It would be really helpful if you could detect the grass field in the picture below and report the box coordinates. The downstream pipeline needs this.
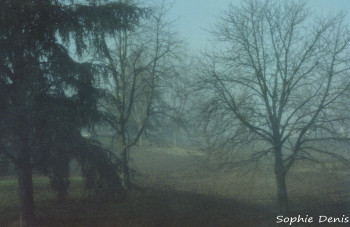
[1,145,350,226]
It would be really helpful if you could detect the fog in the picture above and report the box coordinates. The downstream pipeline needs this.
[1,0,350,226]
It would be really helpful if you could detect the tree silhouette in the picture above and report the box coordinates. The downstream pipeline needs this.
[197,0,350,214]
[0,0,145,225]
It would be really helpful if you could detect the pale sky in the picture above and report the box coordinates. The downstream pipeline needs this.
[167,0,350,52]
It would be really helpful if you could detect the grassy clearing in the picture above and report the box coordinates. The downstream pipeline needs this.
[1,145,350,226]
[0,176,85,225]
[0,175,276,226]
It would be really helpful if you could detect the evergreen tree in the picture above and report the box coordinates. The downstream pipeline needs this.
[0,1,145,226]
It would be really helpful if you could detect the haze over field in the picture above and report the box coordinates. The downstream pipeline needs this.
[1,0,350,226]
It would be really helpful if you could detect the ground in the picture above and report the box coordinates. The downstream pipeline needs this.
[0,144,349,226]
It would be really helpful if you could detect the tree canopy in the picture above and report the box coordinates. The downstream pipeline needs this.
[196,0,350,214]
[0,0,146,225]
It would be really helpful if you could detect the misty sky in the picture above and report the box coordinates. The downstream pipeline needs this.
[168,0,350,52]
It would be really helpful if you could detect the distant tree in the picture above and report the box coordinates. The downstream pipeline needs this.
[157,60,193,147]
[196,0,350,214]
[0,0,144,225]
[97,2,181,192]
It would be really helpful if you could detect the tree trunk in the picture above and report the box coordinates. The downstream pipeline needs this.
[275,172,288,215]
[17,148,35,227]
[274,148,289,215]
[121,147,130,193]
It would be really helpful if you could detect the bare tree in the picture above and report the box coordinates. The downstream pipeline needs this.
[196,0,350,214]
[97,2,180,192]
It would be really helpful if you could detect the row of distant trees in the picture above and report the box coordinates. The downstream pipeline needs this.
[1,0,350,225]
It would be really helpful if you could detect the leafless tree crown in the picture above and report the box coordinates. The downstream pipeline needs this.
[197,0,350,169]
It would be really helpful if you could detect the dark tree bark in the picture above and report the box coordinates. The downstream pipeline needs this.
[274,148,289,215]
[275,172,288,215]
[17,148,35,227]
[120,144,130,193]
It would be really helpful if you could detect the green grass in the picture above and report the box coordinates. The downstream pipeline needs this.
[1,147,350,226]
[0,174,277,226]
[0,176,85,225]
[0,175,260,226]
[0,176,84,207]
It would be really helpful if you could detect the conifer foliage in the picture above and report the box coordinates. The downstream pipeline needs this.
[0,1,145,226]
